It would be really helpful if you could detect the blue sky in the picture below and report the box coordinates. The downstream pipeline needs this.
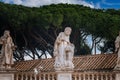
[1,0,120,9]
[86,0,120,9]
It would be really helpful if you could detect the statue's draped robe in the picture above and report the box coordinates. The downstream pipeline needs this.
[54,32,74,70]
[115,36,120,67]
[0,36,14,66]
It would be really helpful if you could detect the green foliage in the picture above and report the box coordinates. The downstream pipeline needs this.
[0,2,120,60]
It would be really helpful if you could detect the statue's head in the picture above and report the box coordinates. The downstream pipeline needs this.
[64,27,72,36]
[4,30,10,37]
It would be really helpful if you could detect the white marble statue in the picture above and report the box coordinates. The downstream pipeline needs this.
[115,31,120,68]
[0,30,15,68]
[115,31,120,54]
[53,27,74,70]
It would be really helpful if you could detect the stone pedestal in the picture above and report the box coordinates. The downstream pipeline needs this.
[0,74,14,80]
[116,73,120,80]
[0,68,15,80]
[56,71,72,80]
[113,69,120,80]
[57,73,72,80]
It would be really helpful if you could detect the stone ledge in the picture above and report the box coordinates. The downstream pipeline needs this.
[0,74,14,80]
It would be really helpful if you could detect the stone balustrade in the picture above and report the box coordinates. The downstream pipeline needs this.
[14,72,116,80]
[15,72,57,80]
[72,72,115,80]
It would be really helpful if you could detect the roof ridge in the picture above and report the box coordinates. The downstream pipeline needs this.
[74,53,116,58]
[15,53,117,63]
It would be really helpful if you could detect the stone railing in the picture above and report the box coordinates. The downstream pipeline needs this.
[72,72,115,80]
[14,71,116,80]
[14,72,57,80]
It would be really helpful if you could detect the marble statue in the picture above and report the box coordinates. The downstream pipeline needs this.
[53,27,74,70]
[115,31,120,54]
[115,31,120,68]
[0,30,15,68]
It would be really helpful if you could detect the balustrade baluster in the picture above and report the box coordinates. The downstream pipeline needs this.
[34,74,36,80]
[52,74,54,80]
[110,74,113,80]
[39,74,41,80]
[88,74,90,80]
[74,74,77,80]
[21,74,23,80]
[83,74,86,80]
[101,74,103,80]
[47,74,50,80]
[105,74,108,80]
[43,74,45,80]
[30,74,32,80]
[25,74,28,80]
[92,74,94,80]
[96,74,99,80]
[79,74,81,80]
[15,74,18,80]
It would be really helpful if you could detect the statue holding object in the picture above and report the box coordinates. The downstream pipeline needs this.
[53,27,74,70]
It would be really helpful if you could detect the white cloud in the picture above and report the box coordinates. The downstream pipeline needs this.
[2,0,11,3]
[13,0,22,5]
[2,0,96,8]
[76,0,94,8]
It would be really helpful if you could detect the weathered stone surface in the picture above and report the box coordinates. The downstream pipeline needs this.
[57,72,72,80]
[54,27,74,70]
[0,30,16,69]
[0,74,14,80]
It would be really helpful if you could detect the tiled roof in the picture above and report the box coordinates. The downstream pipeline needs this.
[14,59,40,72]
[14,53,117,72]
